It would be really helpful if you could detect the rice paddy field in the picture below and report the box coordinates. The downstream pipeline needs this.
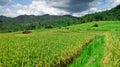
[0,21,120,67]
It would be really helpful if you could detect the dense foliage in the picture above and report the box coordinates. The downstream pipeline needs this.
[78,5,120,23]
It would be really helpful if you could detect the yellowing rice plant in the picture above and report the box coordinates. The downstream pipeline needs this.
[102,31,120,67]
[0,30,97,67]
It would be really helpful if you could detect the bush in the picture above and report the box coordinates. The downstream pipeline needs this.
[92,24,98,27]
[45,25,53,29]
[8,30,12,32]
[22,30,32,34]
[66,27,69,30]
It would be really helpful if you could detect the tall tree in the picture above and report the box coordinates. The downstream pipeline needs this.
[0,19,3,30]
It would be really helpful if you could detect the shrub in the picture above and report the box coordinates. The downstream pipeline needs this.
[66,27,69,30]
[22,30,32,34]
[8,30,12,32]
[92,24,98,27]
[45,25,53,29]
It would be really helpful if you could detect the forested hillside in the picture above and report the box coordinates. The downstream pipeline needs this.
[0,15,77,32]
[79,4,120,23]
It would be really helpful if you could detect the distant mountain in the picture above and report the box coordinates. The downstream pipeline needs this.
[0,14,78,32]
[0,14,76,23]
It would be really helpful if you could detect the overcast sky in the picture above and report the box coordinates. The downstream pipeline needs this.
[0,0,120,17]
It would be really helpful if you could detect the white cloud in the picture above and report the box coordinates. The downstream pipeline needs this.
[32,0,69,7]
[110,0,120,7]
[28,1,69,15]
[0,1,69,17]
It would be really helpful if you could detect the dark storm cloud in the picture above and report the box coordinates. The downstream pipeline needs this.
[0,0,11,6]
[34,0,98,13]
[54,0,97,13]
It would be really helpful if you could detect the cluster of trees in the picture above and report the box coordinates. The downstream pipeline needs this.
[0,4,120,33]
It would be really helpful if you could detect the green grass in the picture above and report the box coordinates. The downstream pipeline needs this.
[68,36,105,67]
[69,21,120,31]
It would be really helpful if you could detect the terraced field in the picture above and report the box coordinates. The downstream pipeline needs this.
[0,21,120,67]
[69,21,120,31]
